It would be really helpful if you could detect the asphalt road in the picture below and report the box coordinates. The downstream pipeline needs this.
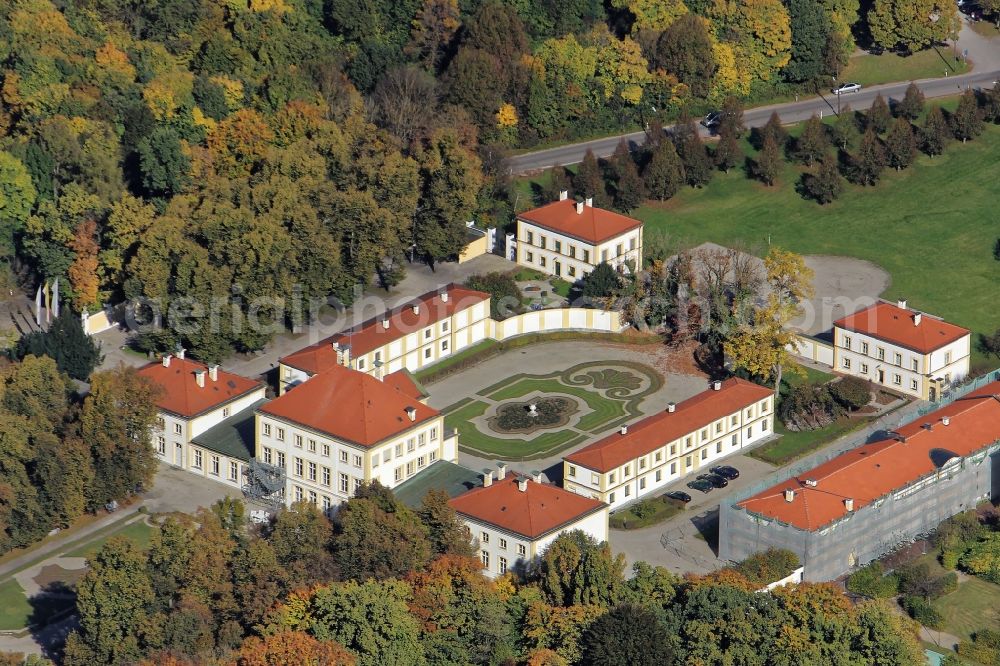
[509,68,1000,173]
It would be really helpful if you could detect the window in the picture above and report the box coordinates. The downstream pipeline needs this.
[624,465,631,477]
[601,249,608,262]
[294,434,303,448]
[746,427,752,438]
[654,451,662,462]
[568,465,576,478]
[731,434,738,446]
[294,486,303,502]
[893,373,902,386]
[406,461,415,476]
[481,550,490,568]
[294,457,303,477]
[441,321,448,332]
[716,442,722,453]
[424,328,432,340]
[843,336,852,349]
[357,358,366,371]
[309,439,317,453]
[526,231,533,244]
[308,462,317,481]
[193,449,203,469]
[731,415,738,426]
[499,557,508,575]
[157,437,165,455]
[525,251,533,263]
[354,478,362,492]
[894,352,902,365]
[861,341,869,354]
[157,417,165,430]
[861,363,869,374]
[340,450,349,463]
[670,444,676,456]
[339,473,349,493]
[582,249,590,263]
[700,429,707,442]
[760,400,769,413]
[322,443,330,457]
[912,359,919,371]
[842,357,851,369]
[609,492,616,503]
[481,531,490,544]
[395,466,403,482]
[655,470,662,482]
[685,436,692,448]
[263,447,272,464]
[569,246,576,259]
[539,236,546,250]
[762,420,768,432]
[230,462,239,481]
[322,467,331,486]
[417,456,426,469]
[353,454,362,468]
[624,485,631,497]
[441,339,449,352]
[715,422,722,433]
[174,423,183,435]
[210,455,220,476]
[629,237,636,251]
[429,450,437,462]
[407,438,415,453]
[277,452,285,469]
[685,455,692,468]
[700,449,707,460]
[670,462,677,474]
[568,266,576,277]
[424,348,432,359]
[222,407,230,418]
[616,243,623,256]
[374,351,381,363]
[911,379,919,390]
[395,443,403,457]
[554,240,562,253]
[639,458,646,470]
[276,427,285,441]
[945,351,952,364]
[322,496,332,511]
[499,537,507,550]
[877,347,885,360]
[308,490,317,505]
[539,256,546,268]
[518,544,527,556]
[591,473,599,484]
[382,450,390,463]
[609,472,616,484]
[639,477,646,490]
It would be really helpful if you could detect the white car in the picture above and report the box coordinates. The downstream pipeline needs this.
[832,82,862,95]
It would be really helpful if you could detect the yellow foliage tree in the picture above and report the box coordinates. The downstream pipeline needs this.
[708,0,792,84]
[496,102,518,127]
[68,218,100,309]
[612,0,689,32]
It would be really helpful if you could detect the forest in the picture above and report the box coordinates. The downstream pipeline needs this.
[0,0,971,363]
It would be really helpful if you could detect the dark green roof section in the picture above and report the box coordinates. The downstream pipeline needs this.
[190,399,267,462]
[397,367,429,399]
[393,460,483,509]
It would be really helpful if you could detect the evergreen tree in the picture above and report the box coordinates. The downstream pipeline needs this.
[884,118,917,170]
[951,89,984,143]
[581,604,672,666]
[580,262,621,299]
[849,128,887,186]
[642,141,685,200]
[753,134,782,186]
[13,308,103,381]
[982,81,1000,123]
[713,123,742,173]
[803,156,844,204]
[418,489,476,557]
[921,106,950,156]
[895,82,925,120]
[654,14,716,98]
[720,96,746,137]
[783,0,833,83]
[610,140,645,212]
[677,132,713,188]
[866,93,892,133]
[793,114,830,165]
[575,149,608,208]
[830,105,859,150]
[543,164,573,203]
[757,112,788,150]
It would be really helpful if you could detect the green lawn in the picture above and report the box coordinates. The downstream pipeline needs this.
[0,579,32,631]
[550,278,573,298]
[65,519,157,559]
[610,496,684,530]
[751,417,868,466]
[934,575,1000,641]
[839,48,968,87]
[414,339,499,383]
[782,363,836,391]
[487,377,630,432]
[444,398,588,459]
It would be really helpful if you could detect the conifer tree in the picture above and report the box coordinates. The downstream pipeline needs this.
[866,93,891,133]
[678,132,713,188]
[575,149,609,207]
[642,141,685,200]
[830,104,859,150]
[921,106,949,156]
[951,89,984,143]
[804,156,844,204]
[849,128,887,186]
[793,114,830,166]
[759,112,788,150]
[753,134,782,186]
[895,82,925,120]
[713,123,742,173]
[610,140,645,212]
[884,117,917,170]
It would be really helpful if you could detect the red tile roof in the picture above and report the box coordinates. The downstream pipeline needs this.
[517,199,642,245]
[281,284,490,375]
[449,475,606,539]
[258,364,438,446]
[738,382,1000,531]
[835,302,969,354]
[137,357,263,418]
[564,379,774,472]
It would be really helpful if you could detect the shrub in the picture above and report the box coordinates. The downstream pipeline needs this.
[958,629,1000,665]
[631,500,656,520]
[779,383,843,431]
[732,548,800,587]
[902,594,943,629]
[846,561,899,599]
[941,548,962,570]
[465,272,522,320]
[829,376,872,410]
[959,533,1000,583]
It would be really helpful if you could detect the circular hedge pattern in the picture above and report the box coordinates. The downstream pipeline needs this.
[488,397,577,434]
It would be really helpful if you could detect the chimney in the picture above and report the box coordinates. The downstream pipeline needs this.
[585,197,593,207]
[518,478,528,492]
[844,498,855,512]
[532,470,543,483]
[382,318,390,329]
[405,406,417,422]
[804,478,818,487]
[195,369,206,388]
[496,462,507,481]
[208,365,219,382]
[176,347,185,360]
[439,289,449,303]
[620,425,628,435]
[332,341,340,350]
[483,470,494,487]
[784,488,795,503]
[667,402,676,413]
[559,190,568,201]
[897,298,907,310]
[942,416,950,426]
[575,201,584,215]
[162,354,172,368]
[412,304,420,315]
[712,380,722,391]
[913,312,922,326]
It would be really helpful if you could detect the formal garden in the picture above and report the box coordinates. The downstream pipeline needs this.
[444,361,663,460]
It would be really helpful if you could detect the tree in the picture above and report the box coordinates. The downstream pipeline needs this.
[830,376,872,410]
[784,0,833,83]
[333,491,432,581]
[758,112,788,150]
[68,219,100,309]
[613,0,688,33]
[793,115,830,166]
[753,134,782,186]
[268,501,336,585]
[803,157,844,204]
[81,365,161,509]
[849,128,887,186]
[982,81,1000,123]
[580,263,621,299]
[465,272,521,319]
[574,149,607,208]
[713,124,742,173]
[609,141,644,212]
[13,309,102,381]
[0,152,37,259]
[444,47,502,127]
[642,140,685,200]
[653,14,715,98]
[137,127,190,198]
[868,0,959,53]
[921,106,950,156]
[537,531,625,608]
[371,66,439,145]
[866,93,892,134]
[63,539,154,666]
[231,631,356,666]
[951,89,984,143]
[830,104,859,149]
[884,117,917,170]
[677,131,713,188]
[581,604,671,666]
[405,0,461,73]
[895,82,925,120]
[418,489,475,557]
[719,97,746,137]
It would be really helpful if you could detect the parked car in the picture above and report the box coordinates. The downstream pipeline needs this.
[687,478,714,493]
[665,490,692,504]
[701,110,724,128]
[832,82,861,95]
[698,473,729,488]
[710,465,740,480]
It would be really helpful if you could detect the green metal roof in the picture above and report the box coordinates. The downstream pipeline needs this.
[190,399,267,462]
[393,460,483,509]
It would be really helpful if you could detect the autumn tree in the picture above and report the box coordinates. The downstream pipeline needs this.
[803,156,844,204]
[537,531,625,608]
[231,631,356,666]
[418,489,475,557]
[68,219,100,309]
[830,104,859,149]
[642,140,685,200]
[267,501,336,585]
[982,81,1000,123]
[0,152,37,259]
[921,106,950,156]
[574,149,608,207]
[757,112,788,150]
[895,82,925,120]
[676,126,713,188]
[713,123,742,173]
[752,134,782,186]
[866,93,892,134]
[849,128,887,186]
[405,0,461,73]
[654,14,715,98]
[951,89,984,143]
[609,141,644,212]
[885,118,917,170]
[868,0,959,53]
[793,115,830,166]
[720,97,746,137]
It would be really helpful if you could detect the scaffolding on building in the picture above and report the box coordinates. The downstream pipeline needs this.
[244,458,286,508]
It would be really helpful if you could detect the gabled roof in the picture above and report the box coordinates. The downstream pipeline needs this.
[190,399,267,461]
[738,382,1000,531]
[449,474,606,540]
[281,284,490,375]
[564,379,774,472]
[258,364,438,447]
[517,199,642,245]
[835,301,969,354]
[137,357,264,418]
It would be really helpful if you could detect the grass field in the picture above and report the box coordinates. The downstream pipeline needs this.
[752,417,869,465]
[0,580,32,631]
[610,496,684,530]
[934,575,1000,640]
[487,377,630,431]
[839,48,968,87]
[65,519,157,559]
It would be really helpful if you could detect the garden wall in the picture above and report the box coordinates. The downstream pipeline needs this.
[491,308,624,340]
